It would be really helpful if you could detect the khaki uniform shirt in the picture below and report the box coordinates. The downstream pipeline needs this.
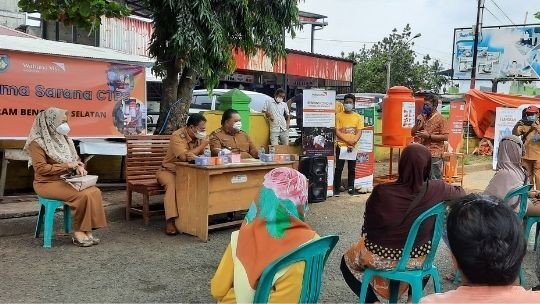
[513,121,540,160]
[209,127,258,159]
[161,127,204,171]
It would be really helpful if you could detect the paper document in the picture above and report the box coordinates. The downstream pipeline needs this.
[339,146,358,160]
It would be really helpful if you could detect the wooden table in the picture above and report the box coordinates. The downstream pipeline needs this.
[175,160,295,241]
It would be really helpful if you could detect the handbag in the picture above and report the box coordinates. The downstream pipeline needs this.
[61,173,98,191]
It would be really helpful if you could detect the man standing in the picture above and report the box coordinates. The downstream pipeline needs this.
[156,113,209,235]
[262,88,290,146]
[209,109,259,158]
[513,105,540,189]
[334,94,364,196]
[411,94,449,180]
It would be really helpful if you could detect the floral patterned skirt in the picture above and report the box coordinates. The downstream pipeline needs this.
[344,237,426,300]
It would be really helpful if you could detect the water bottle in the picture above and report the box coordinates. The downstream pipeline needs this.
[269,145,275,155]
[204,147,211,157]
[259,146,266,159]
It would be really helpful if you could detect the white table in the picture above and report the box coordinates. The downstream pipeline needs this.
[78,139,127,156]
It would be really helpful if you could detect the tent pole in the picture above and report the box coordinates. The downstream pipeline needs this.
[466,99,472,154]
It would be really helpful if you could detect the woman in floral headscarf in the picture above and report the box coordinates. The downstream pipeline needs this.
[24,108,107,247]
[211,167,317,303]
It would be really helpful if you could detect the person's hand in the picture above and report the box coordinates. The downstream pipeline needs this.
[347,146,353,153]
[286,123,290,129]
[416,114,426,124]
[516,120,524,126]
[75,165,87,176]
[267,113,274,121]
[529,190,539,199]
[67,161,79,169]
[200,138,210,147]
[415,130,430,139]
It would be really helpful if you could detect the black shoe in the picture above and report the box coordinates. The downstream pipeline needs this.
[348,188,355,195]
[533,285,540,291]
[334,191,341,197]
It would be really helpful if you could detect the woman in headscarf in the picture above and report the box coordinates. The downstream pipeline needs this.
[24,108,107,247]
[211,167,317,303]
[341,143,465,303]
[484,135,540,216]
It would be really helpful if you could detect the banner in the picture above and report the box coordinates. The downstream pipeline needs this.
[453,24,540,80]
[493,107,521,170]
[445,101,466,177]
[0,50,146,138]
[354,102,376,191]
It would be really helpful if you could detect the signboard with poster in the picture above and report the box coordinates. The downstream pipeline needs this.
[354,102,376,191]
[0,50,146,138]
[402,101,416,128]
[493,107,522,170]
[445,101,466,178]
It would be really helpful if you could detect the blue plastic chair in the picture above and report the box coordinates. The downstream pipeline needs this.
[34,196,72,248]
[454,185,532,286]
[524,216,540,251]
[359,203,446,304]
[253,235,339,303]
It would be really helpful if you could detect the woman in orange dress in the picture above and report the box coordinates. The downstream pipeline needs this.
[24,108,107,247]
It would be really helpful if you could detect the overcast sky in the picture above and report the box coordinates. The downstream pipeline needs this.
[285,0,540,68]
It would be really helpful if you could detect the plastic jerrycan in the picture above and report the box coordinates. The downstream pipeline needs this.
[381,86,415,146]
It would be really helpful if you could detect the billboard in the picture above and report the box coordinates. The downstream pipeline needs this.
[0,50,146,138]
[452,24,540,80]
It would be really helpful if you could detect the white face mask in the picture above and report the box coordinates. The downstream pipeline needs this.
[276,97,284,103]
[233,121,242,131]
[195,131,206,140]
[56,123,70,135]
[344,103,354,112]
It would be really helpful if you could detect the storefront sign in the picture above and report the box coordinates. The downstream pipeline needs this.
[0,50,146,138]
[221,73,254,83]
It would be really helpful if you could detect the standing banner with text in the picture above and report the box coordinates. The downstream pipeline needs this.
[493,107,522,170]
[354,102,375,190]
[301,89,336,196]
[445,101,466,178]
[0,50,146,138]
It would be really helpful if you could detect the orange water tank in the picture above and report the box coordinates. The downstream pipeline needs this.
[382,86,415,146]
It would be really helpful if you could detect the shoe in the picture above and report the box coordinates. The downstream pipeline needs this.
[339,186,346,192]
[72,237,93,247]
[348,188,355,195]
[164,220,178,236]
[334,191,341,197]
[87,235,100,245]
[533,285,540,291]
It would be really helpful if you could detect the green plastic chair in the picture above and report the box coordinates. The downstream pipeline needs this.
[34,196,72,248]
[524,216,540,251]
[253,235,339,303]
[359,203,446,304]
[454,184,531,286]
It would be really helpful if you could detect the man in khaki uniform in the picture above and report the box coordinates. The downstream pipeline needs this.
[513,105,540,189]
[209,109,259,159]
[156,113,209,235]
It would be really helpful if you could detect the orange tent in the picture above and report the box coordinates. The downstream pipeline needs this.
[465,89,540,138]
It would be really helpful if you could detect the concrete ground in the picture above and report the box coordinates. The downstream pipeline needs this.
[1,167,539,303]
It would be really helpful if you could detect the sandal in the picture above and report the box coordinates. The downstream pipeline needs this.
[72,237,93,247]
[87,235,100,245]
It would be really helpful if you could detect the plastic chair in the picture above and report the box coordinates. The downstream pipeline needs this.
[34,196,72,248]
[359,203,446,304]
[253,235,339,303]
[524,216,540,251]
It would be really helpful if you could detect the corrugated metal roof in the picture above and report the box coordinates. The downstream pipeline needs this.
[0,25,40,39]
[0,34,154,65]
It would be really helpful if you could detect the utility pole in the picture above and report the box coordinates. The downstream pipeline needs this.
[470,0,485,90]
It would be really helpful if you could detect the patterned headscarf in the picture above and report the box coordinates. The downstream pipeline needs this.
[23,108,79,167]
[236,167,316,289]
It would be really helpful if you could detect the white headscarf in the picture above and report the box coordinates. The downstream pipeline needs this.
[23,108,79,167]
[484,135,528,212]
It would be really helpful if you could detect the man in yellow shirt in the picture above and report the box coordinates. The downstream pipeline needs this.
[334,93,364,196]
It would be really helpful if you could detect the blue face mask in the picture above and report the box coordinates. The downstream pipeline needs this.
[526,115,537,122]
[422,104,433,116]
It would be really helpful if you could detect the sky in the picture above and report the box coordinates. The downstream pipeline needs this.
[285,0,540,68]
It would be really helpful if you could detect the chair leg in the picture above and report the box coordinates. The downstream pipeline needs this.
[63,204,72,233]
[534,223,539,251]
[142,194,149,226]
[126,188,132,221]
[43,204,56,248]
[453,270,461,285]
[524,219,534,250]
[358,270,373,304]
[34,204,45,238]
[519,267,525,287]
[431,272,442,293]
[410,279,423,304]
[388,280,400,304]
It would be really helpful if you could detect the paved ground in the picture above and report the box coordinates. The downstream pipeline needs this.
[1,167,539,303]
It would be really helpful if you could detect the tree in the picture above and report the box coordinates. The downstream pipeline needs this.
[345,25,447,93]
[19,0,300,133]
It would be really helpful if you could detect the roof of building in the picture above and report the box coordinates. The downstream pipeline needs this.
[299,11,327,19]
[0,34,154,65]
[0,25,39,39]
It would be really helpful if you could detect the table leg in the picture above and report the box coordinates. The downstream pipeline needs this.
[120,156,126,180]
[389,148,393,176]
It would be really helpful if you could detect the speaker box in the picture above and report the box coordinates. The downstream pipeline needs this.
[299,156,328,203]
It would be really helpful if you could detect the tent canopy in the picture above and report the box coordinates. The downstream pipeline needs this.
[466,89,540,138]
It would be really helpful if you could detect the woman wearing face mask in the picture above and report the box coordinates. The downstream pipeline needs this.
[23,108,107,247]
[156,113,210,235]
[209,109,259,159]
[513,105,540,190]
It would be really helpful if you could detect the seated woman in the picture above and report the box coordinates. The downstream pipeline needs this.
[484,135,540,216]
[23,108,107,247]
[341,143,465,303]
[421,194,540,303]
[211,167,317,303]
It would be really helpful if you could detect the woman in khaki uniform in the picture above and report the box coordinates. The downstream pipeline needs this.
[24,108,107,247]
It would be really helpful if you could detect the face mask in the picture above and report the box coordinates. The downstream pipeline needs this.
[233,121,242,131]
[344,103,354,112]
[276,97,283,103]
[526,115,538,122]
[422,104,433,116]
[194,130,206,139]
[56,123,70,135]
